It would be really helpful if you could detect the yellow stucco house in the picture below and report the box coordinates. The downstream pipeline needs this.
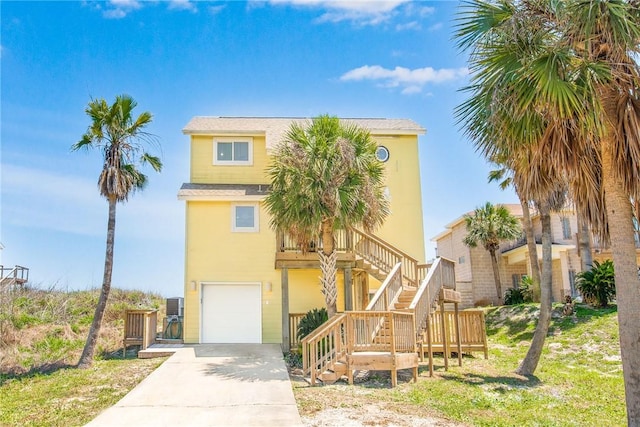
[178,117,428,348]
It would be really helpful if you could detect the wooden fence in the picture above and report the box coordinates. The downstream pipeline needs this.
[123,310,158,356]
[426,310,488,358]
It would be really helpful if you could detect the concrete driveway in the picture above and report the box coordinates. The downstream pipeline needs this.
[86,344,303,427]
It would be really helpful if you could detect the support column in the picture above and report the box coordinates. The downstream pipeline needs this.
[281,268,290,353]
[559,250,571,302]
[344,267,353,311]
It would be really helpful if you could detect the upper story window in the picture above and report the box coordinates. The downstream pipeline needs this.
[214,137,253,165]
[232,204,259,232]
[561,217,572,240]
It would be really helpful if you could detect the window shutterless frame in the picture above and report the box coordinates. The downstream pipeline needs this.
[232,204,259,232]
[213,137,253,165]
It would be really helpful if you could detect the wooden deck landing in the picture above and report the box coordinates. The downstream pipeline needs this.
[347,351,418,387]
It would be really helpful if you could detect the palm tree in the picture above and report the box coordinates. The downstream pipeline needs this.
[463,202,522,303]
[265,115,389,317]
[455,1,640,422]
[72,95,162,368]
[488,158,542,301]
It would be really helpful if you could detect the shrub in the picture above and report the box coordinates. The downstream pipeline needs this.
[504,276,534,305]
[296,307,328,341]
[576,260,616,308]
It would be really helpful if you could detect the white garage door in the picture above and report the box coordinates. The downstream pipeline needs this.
[201,283,262,343]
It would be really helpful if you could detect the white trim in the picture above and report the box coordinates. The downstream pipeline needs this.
[213,137,253,165]
[178,193,266,202]
[232,203,259,232]
[199,281,262,344]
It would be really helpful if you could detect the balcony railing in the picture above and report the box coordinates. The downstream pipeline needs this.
[276,229,353,253]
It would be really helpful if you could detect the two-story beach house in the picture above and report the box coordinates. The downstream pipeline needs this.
[178,117,431,348]
[433,204,640,308]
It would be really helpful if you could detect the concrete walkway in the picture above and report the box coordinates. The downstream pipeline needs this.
[86,344,303,427]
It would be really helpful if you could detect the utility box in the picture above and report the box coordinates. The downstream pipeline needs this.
[166,297,184,318]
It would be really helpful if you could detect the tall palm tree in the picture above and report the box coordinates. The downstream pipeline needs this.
[265,115,389,317]
[455,1,640,422]
[463,202,522,303]
[72,95,162,368]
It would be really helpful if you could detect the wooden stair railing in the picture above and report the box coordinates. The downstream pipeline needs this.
[301,313,348,385]
[365,262,403,311]
[408,256,458,375]
[345,311,418,387]
[351,228,422,287]
[0,265,29,287]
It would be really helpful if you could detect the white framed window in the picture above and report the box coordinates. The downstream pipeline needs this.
[232,204,259,232]
[213,137,253,165]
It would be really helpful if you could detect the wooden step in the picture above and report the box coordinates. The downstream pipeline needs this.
[320,361,347,384]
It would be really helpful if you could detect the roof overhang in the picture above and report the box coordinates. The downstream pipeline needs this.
[177,183,269,201]
[501,243,575,265]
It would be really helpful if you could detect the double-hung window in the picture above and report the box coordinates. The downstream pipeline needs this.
[232,204,259,232]
[214,137,253,165]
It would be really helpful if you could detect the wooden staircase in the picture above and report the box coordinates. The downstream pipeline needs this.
[0,265,29,287]
[301,229,465,387]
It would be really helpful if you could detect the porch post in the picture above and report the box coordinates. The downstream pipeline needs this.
[281,267,290,353]
[344,267,353,311]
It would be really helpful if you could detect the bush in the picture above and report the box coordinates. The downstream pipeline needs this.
[576,260,616,308]
[504,276,534,305]
[296,307,328,341]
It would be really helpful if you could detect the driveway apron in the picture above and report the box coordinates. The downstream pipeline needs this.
[86,344,303,427]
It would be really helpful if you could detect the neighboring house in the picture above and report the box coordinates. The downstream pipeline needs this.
[433,204,640,308]
[179,117,427,347]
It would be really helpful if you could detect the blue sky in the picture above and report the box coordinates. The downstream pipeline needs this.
[1,0,518,297]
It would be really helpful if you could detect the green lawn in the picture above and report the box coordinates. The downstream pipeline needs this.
[0,357,165,427]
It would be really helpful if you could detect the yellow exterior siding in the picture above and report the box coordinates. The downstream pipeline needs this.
[288,269,345,313]
[373,135,425,261]
[190,135,270,184]
[183,200,281,343]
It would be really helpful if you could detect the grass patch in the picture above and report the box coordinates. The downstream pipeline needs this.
[0,357,165,426]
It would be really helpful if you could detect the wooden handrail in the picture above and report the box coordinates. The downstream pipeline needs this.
[277,229,352,252]
[365,262,403,311]
[301,313,348,385]
[409,257,456,336]
[351,228,423,287]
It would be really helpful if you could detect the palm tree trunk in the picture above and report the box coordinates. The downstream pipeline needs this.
[320,220,337,317]
[577,214,593,273]
[488,248,502,304]
[516,200,553,376]
[78,197,116,368]
[520,195,541,302]
[601,134,640,425]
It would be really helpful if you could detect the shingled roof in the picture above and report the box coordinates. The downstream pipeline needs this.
[182,117,425,149]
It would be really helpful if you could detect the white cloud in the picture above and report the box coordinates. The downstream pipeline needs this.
[340,64,469,94]
[208,4,227,15]
[1,164,181,241]
[428,22,443,32]
[102,0,142,19]
[168,0,198,12]
[396,21,420,31]
[269,0,409,26]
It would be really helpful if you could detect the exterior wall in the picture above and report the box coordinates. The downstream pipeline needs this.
[288,269,345,314]
[469,246,500,305]
[373,135,425,261]
[435,222,472,283]
[190,135,270,185]
[183,201,280,343]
